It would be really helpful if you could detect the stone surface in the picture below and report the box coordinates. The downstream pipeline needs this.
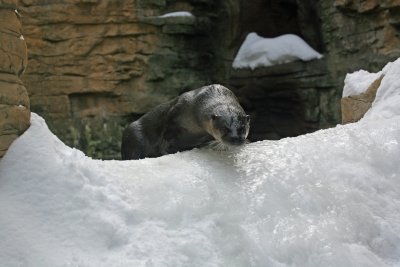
[320,0,400,124]
[228,60,334,140]
[320,0,400,79]
[341,75,383,124]
[15,0,400,159]
[18,0,215,159]
[0,2,30,159]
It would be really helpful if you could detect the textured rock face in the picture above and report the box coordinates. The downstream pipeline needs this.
[321,0,400,82]
[19,0,215,159]
[318,0,400,127]
[229,60,334,141]
[221,0,335,140]
[16,0,400,158]
[18,0,329,157]
[0,1,30,158]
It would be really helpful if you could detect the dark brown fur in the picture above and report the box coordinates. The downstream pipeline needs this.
[121,84,250,160]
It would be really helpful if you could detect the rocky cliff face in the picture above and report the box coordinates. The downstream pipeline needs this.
[318,0,400,125]
[321,0,400,82]
[0,0,30,159]
[16,0,400,159]
[219,0,335,140]
[19,0,217,159]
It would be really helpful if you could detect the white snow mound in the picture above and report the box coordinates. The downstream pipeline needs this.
[232,33,323,70]
[1,59,400,267]
[342,70,382,97]
[159,11,194,18]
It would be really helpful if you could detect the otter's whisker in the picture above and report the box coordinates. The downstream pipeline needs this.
[216,142,229,151]
[205,140,229,151]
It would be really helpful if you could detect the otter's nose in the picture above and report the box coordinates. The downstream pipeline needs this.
[229,136,245,145]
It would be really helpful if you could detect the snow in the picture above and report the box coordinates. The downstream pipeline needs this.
[232,33,323,70]
[1,59,400,267]
[158,11,194,18]
[342,70,381,97]
[364,60,400,120]
[342,59,400,120]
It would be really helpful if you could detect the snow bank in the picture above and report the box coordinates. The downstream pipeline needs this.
[232,33,323,70]
[158,11,194,18]
[365,60,400,120]
[1,60,400,267]
[342,70,382,97]
[342,58,400,121]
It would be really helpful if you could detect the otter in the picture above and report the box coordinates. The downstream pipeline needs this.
[121,84,250,160]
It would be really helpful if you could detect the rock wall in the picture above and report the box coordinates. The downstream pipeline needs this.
[225,0,400,139]
[218,0,337,140]
[19,0,215,159]
[320,0,400,87]
[16,0,400,159]
[0,0,30,159]
[314,0,400,128]
[228,60,335,141]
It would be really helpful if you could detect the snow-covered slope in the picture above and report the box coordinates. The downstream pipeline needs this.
[232,33,323,70]
[1,59,400,267]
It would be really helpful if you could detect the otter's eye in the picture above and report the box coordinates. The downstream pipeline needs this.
[241,115,250,124]
[211,114,220,120]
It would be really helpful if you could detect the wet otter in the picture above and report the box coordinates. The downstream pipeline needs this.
[121,84,250,160]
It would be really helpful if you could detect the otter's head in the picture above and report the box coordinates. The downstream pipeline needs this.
[208,112,250,146]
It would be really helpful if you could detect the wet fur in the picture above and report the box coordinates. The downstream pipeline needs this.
[121,84,250,160]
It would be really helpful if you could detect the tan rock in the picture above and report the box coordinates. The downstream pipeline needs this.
[0,7,30,159]
[382,0,400,8]
[0,0,17,8]
[0,80,30,107]
[25,75,119,96]
[0,9,21,35]
[0,104,30,135]
[378,25,400,55]
[0,134,19,158]
[29,95,70,117]
[334,0,379,12]
[0,10,27,77]
[358,0,379,12]
[341,75,383,124]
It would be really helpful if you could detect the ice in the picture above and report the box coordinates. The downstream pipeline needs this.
[1,59,400,266]
[232,33,323,70]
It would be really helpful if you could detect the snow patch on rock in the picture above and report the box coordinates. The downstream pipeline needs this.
[232,33,323,70]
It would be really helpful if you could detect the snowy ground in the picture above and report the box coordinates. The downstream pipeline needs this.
[1,59,400,267]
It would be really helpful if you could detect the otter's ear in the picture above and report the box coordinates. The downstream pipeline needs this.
[245,115,251,123]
